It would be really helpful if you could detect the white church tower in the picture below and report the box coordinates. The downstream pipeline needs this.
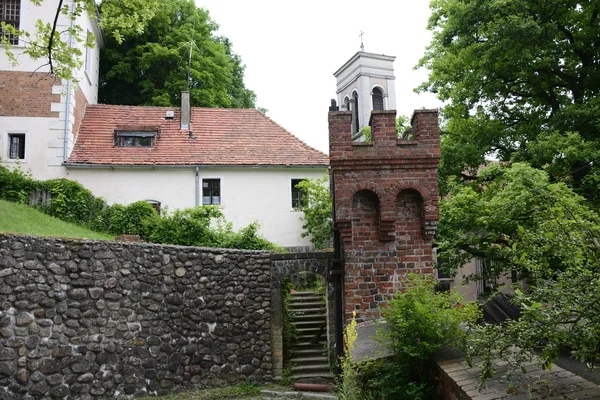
[333,51,397,137]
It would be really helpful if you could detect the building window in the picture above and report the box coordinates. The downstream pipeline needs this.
[436,248,452,280]
[372,87,384,110]
[202,179,221,205]
[114,131,156,147]
[84,29,93,76]
[8,133,25,159]
[291,179,306,209]
[146,200,161,215]
[0,0,20,45]
[351,92,359,134]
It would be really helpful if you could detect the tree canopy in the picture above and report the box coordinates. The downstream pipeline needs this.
[98,0,256,108]
[419,0,600,203]
[420,0,600,379]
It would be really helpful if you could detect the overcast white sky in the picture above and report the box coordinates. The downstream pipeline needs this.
[196,1,442,154]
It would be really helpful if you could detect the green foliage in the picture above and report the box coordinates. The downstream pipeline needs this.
[0,163,36,203]
[1,0,160,80]
[419,0,600,202]
[360,116,412,143]
[336,311,361,400]
[384,275,480,364]
[437,162,600,279]
[0,165,105,227]
[280,278,297,364]
[467,265,600,385]
[0,199,114,241]
[337,276,480,399]
[98,0,256,108]
[295,175,332,249]
[143,207,278,250]
[42,179,106,226]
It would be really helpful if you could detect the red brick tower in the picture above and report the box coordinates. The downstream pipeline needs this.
[329,109,441,321]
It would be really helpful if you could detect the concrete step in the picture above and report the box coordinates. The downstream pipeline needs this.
[261,388,337,399]
[293,341,327,349]
[292,363,332,374]
[290,356,329,365]
[296,327,325,337]
[290,291,318,297]
[290,296,322,304]
[291,314,327,322]
[295,334,327,343]
[289,302,324,309]
[291,371,335,384]
[291,348,327,357]
[292,320,326,329]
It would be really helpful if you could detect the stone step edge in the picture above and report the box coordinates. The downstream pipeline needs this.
[261,389,337,399]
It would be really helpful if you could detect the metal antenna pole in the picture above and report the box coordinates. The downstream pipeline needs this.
[187,19,196,89]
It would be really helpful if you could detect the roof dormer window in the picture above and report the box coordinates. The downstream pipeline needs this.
[114,131,157,147]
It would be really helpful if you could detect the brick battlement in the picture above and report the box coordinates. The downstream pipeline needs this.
[329,109,441,321]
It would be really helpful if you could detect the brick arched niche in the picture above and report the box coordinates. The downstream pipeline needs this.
[351,189,381,245]
[269,255,333,379]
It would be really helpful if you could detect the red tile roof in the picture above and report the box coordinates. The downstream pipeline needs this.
[67,105,329,167]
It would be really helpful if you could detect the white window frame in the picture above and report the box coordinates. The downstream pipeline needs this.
[201,177,222,206]
[290,178,307,211]
[4,130,27,162]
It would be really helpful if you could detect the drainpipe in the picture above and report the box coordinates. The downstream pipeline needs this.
[195,166,200,206]
[330,168,344,376]
[62,2,76,162]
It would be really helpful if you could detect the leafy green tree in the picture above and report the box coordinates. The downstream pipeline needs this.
[1,0,160,80]
[437,162,600,380]
[418,0,600,203]
[98,0,256,108]
[295,175,332,249]
[438,162,600,279]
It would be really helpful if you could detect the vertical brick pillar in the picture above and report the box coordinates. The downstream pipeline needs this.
[329,109,440,322]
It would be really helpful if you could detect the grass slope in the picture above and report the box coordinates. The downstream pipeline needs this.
[0,199,114,241]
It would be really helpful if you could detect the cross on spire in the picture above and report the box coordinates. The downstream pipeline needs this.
[359,30,365,52]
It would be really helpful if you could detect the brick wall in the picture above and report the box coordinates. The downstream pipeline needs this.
[71,85,88,140]
[0,71,60,117]
[329,109,441,321]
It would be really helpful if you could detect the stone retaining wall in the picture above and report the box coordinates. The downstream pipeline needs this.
[0,234,272,399]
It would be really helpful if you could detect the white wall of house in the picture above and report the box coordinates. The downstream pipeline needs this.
[0,116,67,179]
[65,166,328,247]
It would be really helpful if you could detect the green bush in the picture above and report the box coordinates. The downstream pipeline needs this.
[42,178,106,226]
[0,164,37,204]
[352,274,481,399]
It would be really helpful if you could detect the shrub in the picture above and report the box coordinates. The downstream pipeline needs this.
[0,164,37,204]
[350,274,480,399]
[42,178,106,226]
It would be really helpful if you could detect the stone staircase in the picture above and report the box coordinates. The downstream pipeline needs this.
[288,291,334,384]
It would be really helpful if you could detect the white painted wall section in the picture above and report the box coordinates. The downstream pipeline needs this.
[66,167,328,247]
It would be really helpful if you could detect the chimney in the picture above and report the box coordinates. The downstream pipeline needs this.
[181,91,190,130]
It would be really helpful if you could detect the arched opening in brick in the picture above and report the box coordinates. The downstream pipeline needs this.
[351,189,381,245]
[396,189,425,242]
[396,189,432,273]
